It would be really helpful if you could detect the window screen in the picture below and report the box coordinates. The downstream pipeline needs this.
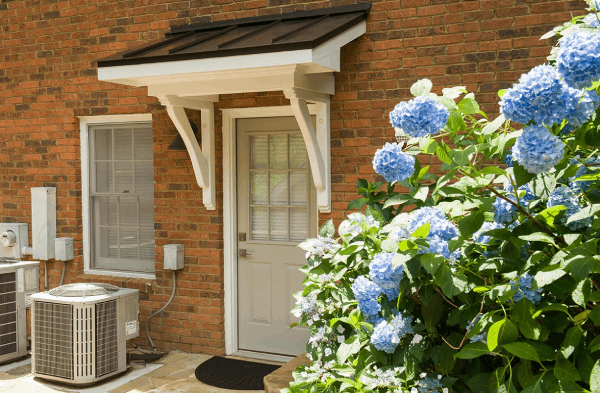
[90,123,155,273]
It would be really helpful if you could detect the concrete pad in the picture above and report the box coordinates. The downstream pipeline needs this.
[263,353,310,393]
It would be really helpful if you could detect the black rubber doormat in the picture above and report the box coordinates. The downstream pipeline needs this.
[195,356,281,390]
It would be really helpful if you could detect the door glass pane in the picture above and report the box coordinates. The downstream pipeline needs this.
[95,162,113,193]
[251,207,268,241]
[251,172,268,204]
[114,129,133,160]
[290,134,307,169]
[269,172,288,205]
[290,208,308,242]
[289,172,307,206]
[250,136,268,169]
[270,208,288,241]
[114,161,133,193]
[269,135,287,169]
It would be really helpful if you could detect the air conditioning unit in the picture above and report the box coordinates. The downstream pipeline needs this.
[31,283,139,385]
[0,260,40,364]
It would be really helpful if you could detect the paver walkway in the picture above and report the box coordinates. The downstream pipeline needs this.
[0,351,281,393]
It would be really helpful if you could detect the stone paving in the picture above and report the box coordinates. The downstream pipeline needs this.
[0,351,282,393]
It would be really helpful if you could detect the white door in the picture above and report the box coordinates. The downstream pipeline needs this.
[236,116,316,356]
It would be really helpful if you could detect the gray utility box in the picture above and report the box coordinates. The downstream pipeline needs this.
[31,283,139,386]
[0,260,40,365]
[0,223,29,260]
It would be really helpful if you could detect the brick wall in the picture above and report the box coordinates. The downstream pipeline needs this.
[0,0,588,355]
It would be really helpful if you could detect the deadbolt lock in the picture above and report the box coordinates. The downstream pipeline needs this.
[238,233,246,241]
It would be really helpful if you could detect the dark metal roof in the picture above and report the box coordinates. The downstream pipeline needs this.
[97,3,370,68]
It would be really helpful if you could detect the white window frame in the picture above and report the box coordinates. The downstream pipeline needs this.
[79,114,156,280]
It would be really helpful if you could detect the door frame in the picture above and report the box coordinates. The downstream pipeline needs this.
[222,105,319,360]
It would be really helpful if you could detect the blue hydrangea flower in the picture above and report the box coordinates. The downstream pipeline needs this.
[390,312,414,338]
[415,374,445,393]
[493,183,535,224]
[510,273,543,305]
[408,207,459,241]
[296,294,319,319]
[512,124,565,174]
[389,96,449,138]
[583,13,600,27]
[590,0,600,10]
[562,90,600,133]
[466,315,487,343]
[388,226,409,242]
[351,276,381,317]
[474,221,503,244]
[369,253,404,300]
[547,186,591,230]
[372,142,416,183]
[556,30,600,89]
[571,156,600,194]
[371,320,400,354]
[424,236,461,261]
[505,153,513,168]
[499,65,582,126]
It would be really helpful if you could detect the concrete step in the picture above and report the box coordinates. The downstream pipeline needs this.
[263,353,311,393]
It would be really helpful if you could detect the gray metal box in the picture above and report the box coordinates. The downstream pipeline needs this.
[164,244,184,270]
[0,223,29,259]
[54,237,74,261]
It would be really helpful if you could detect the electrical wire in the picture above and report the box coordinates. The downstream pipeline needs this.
[59,261,66,287]
[146,270,177,353]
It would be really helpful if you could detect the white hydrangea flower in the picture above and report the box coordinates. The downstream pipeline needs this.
[412,334,423,344]
[337,325,345,334]
[324,348,332,356]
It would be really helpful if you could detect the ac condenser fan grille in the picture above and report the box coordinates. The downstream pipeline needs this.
[34,302,73,379]
[0,272,17,357]
[49,283,120,298]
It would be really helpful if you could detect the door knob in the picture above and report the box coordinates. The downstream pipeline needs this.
[238,249,252,257]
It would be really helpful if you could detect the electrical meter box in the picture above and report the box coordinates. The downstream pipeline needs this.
[0,223,29,259]
[164,244,184,270]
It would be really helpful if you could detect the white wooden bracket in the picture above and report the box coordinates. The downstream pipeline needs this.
[157,95,216,210]
[284,87,331,213]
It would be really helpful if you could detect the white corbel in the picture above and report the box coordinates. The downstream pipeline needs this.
[284,87,331,213]
[158,94,216,210]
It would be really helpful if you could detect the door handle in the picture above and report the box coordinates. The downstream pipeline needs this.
[238,249,252,257]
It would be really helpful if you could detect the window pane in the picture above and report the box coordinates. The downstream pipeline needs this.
[95,162,113,193]
[139,229,155,260]
[290,208,308,242]
[290,171,307,206]
[114,161,133,193]
[250,135,268,169]
[251,172,268,205]
[290,134,307,169]
[269,135,287,169]
[134,128,153,160]
[251,207,268,241]
[95,196,117,227]
[135,161,153,194]
[119,229,139,259]
[114,128,132,160]
[95,129,112,161]
[139,197,154,228]
[99,227,118,258]
[118,197,138,227]
[270,208,288,241]
[269,172,288,205]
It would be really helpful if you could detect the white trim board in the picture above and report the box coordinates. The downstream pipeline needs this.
[78,114,156,280]
[222,106,318,356]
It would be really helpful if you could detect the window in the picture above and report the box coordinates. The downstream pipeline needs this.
[81,116,155,276]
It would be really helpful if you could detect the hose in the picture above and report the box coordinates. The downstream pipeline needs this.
[146,270,177,353]
[59,261,66,287]
[44,261,48,291]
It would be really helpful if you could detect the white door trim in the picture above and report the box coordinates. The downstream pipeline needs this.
[222,105,318,356]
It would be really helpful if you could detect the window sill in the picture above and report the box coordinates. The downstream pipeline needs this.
[83,269,156,280]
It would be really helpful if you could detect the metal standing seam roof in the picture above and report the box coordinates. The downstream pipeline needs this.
[96,3,371,68]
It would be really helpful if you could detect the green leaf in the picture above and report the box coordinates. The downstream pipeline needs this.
[414,186,429,201]
[383,193,412,208]
[566,205,600,226]
[458,95,480,115]
[560,327,583,360]
[482,114,506,135]
[535,205,567,228]
[516,361,534,390]
[420,253,444,275]
[467,373,491,393]
[411,78,433,97]
[455,342,490,359]
[554,359,581,382]
[572,279,592,307]
[422,293,443,330]
[590,360,600,392]
[530,172,556,199]
[365,205,384,224]
[534,267,566,288]
[518,232,556,245]
[487,319,519,351]
[381,238,399,253]
[412,222,431,238]
[336,335,362,364]
[502,342,540,363]
[513,161,536,188]
[589,304,600,326]
[347,198,368,211]
[319,219,335,238]
[458,209,485,239]
[436,143,452,165]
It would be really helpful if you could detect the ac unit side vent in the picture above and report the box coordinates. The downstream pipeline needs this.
[75,306,94,379]
[96,300,118,377]
[0,272,17,357]
[33,302,74,380]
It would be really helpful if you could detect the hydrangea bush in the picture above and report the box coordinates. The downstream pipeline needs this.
[284,8,600,393]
